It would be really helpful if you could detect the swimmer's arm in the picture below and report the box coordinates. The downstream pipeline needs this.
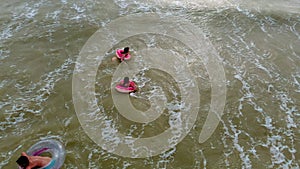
[120,55,125,61]
[117,81,124,86]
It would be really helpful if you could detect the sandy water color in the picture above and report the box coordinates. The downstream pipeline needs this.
[0,0,299,169]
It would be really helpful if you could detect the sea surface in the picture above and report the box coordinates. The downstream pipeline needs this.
[0,0,299,168]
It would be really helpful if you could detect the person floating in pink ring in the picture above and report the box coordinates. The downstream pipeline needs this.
[112,47,131,62]
[115,77,137,93]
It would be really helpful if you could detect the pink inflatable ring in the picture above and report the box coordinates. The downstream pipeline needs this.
[115,81,137,93]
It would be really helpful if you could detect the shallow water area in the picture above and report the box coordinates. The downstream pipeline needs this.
[0,0,300,168]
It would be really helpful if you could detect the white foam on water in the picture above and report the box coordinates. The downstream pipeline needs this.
[0,26,12,61]
[292,74,300,93]
[168,111,183,146]
[229,119,252,168]
[220,118,234,167]
[229,51,296,167]
[0,26,13,41]
[141,0,235,10]
[290,23,300,40]
[113,0,171,16]
[138,3,300,167]
[114,0,130,9]
[0,144,22,167]
[232,67,299,168]
[101,118,121,153]
[271,92,298,168]
[127,124,144,138]
[45,10,61,21]
[0,0,57,64]
[199,150,207,169]
[156,147,176,169]
[0,58,74,134]
[222,114,261,168]
[71,3,86,13]
[0,49,10,61]
[263,116,274,131]
[156,0,300,14]
[24,6,38,19]
[61,0,67,4]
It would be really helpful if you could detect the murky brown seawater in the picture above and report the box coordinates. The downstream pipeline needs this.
[0,0,299,168]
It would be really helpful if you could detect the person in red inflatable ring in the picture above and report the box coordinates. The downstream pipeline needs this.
[115,77,137,93]
[112,47,131,62]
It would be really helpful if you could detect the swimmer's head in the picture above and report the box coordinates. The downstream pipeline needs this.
[16,156,29,168]
[124,77,129,83]
[123,47,129,53]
